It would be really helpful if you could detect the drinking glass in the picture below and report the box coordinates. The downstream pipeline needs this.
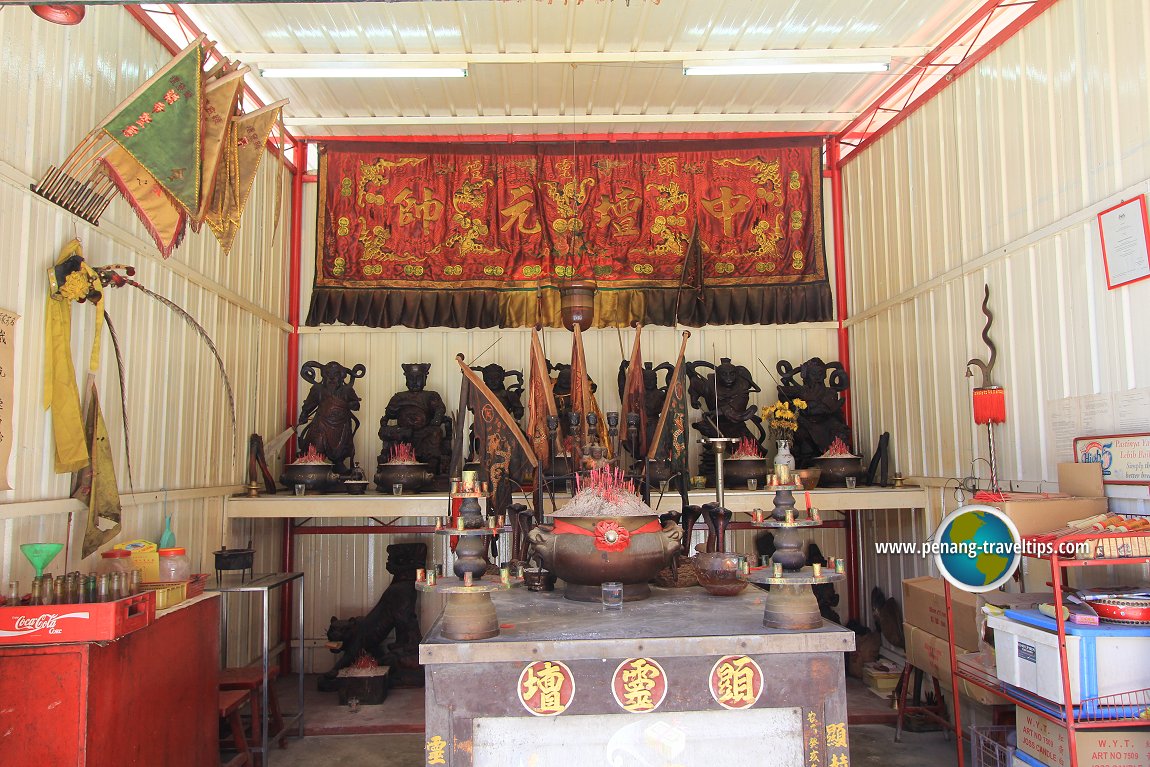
[746,479,758,491]
[845,477,857,489]
[601,581,623,609]
[392,483,403,495]
[293,483,306,497]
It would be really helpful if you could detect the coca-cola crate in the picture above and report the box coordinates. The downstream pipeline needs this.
[0,591,154,645]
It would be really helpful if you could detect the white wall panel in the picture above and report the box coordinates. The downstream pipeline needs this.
[0,7,292,665]
[841,0,1150,602]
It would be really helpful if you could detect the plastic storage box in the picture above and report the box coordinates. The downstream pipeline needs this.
[987,609,1150,705]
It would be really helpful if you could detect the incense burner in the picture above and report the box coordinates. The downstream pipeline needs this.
[527,515,682,602]
[373,461,435,493]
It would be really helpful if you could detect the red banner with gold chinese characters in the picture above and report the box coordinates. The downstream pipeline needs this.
[307,138,829,328]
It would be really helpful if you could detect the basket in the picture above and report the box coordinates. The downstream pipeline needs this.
[141,574,210,610]
[971,725,1016,767]
[141,581,186,610]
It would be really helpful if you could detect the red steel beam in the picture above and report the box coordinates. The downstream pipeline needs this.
[828,138,851,429]
[296,131,830,144]
[837,0,1058,164]
[278,140,306,673]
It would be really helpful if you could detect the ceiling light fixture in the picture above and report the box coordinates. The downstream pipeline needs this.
[260,65,467,79]
[684,59,889,76]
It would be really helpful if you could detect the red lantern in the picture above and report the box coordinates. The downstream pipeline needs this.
[972,386,1006,425]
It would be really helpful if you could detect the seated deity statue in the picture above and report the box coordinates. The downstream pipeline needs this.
[378,363,452,477]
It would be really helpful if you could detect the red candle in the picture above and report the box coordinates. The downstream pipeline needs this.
[804,490,812,510]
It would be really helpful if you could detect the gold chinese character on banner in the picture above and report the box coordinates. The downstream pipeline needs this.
[829,755,850,767]
[499,184,541,235]
[425,735,447,765]
[701,187,752,237]
[594,187,643,236]
[826,723,847,749]
[395,186,445,233]
[518,660,574,716]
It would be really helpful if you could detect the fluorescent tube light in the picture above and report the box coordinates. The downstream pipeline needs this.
[260,66,468,79]
[684,60,889,76]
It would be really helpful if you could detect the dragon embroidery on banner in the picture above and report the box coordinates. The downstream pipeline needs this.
[541,177,596,234]
[357,157,424,206]
[483,404,514,490]
[714,157,784,207]
[435,178,502,259]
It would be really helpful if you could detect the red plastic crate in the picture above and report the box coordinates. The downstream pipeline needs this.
[0,591,154,644]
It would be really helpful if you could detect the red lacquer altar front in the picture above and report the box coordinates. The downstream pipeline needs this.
[307,138,830,329]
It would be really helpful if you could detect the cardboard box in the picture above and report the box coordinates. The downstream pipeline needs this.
[903,623,1008,707]
[902,576,1047,650]
[863,661,901,692]
[991,496,1110,537]
[1015,707,1150,767]
[990,464,1108,538]
[904,576,981,649]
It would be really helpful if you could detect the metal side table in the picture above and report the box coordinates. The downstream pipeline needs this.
[210,572,305,764]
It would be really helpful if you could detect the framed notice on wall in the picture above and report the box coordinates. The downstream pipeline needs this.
[1097,195,1150,289]
[1073,432,1150,486]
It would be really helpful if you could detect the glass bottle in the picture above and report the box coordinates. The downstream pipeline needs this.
[6,581,19,606]
[96,574,110,603]
[128,570,141,596]
[84,574,97,603]
[53,576,66,605]
[30,578,43,606]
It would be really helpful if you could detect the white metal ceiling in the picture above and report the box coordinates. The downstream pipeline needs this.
[163,0,998,139]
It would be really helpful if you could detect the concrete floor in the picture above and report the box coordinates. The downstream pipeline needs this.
[266,725,961,767]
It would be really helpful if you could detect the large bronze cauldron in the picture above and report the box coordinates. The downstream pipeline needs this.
[527,516,683,602]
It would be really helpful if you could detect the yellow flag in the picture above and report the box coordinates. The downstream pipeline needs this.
[205,100,285,255]
[191,68,246,232]
[102,147,187,258]
[74,382,122,558]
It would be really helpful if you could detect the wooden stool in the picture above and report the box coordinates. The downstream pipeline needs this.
[220,666,285,763]
[219,689,253,767]
[894,662,949,742]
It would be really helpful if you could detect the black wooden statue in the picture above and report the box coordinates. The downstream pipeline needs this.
[685,357,765,479]
[320,542,427,691]
[616,360,674,459]
[378,363,453,477]
[776,357,851,469]
[297,360,366,475]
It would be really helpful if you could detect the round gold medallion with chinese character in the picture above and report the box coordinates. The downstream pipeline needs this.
[611,657,667,713]
[517,660,575,716]
[708,654,764,710]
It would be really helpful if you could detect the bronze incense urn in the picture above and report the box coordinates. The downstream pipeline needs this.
[527,468,682,602]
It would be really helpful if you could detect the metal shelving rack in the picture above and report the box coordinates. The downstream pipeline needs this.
[943,529,1150,767]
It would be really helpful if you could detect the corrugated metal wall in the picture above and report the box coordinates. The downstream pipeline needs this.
[0,7,291,664]
[843,0,1150,606]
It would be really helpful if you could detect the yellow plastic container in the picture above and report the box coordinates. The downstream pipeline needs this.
[140,581,186,610]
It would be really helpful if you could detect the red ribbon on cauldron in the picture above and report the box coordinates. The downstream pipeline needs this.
[551,518,662,553]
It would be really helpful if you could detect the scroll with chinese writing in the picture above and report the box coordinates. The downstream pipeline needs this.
[0,308,16,490]
[308,138,829,329]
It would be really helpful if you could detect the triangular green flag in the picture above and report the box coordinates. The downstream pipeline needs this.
[103,41,203,214]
